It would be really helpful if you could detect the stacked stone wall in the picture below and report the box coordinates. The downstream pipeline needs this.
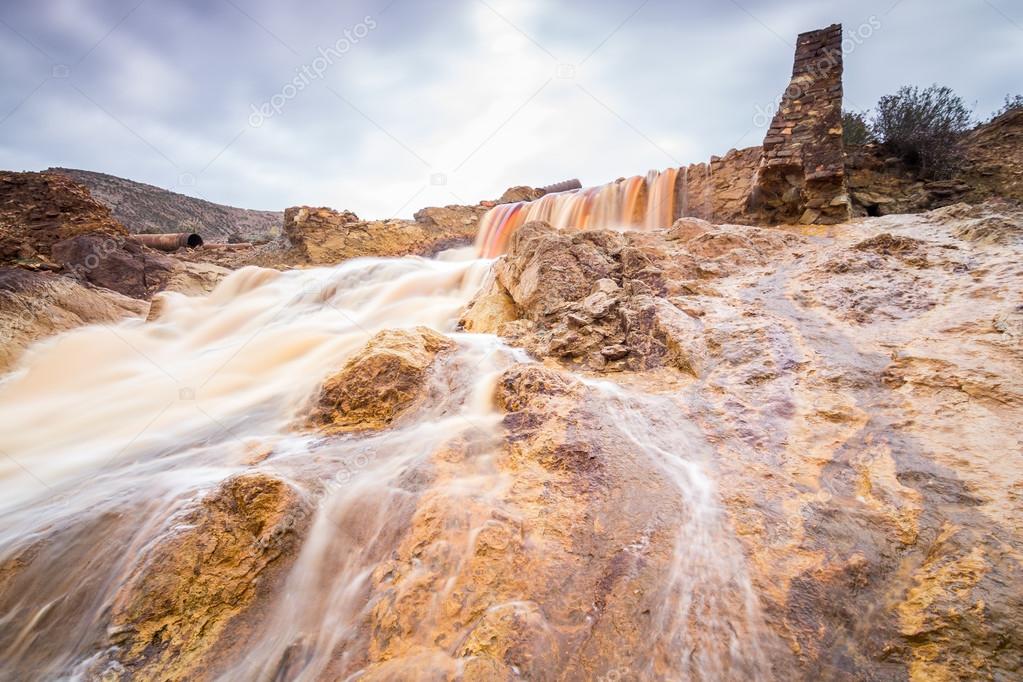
[676,147,763,223]
[749,23,850,224]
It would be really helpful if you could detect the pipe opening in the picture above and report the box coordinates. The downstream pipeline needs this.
[186,233,204,248]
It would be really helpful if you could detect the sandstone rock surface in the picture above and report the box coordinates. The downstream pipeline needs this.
[351,362,750,680]
[309,326,456,433]
[284,204,482,265]
[93,473,310,681]
[0,170,127,266]
[1,202,1021,681]
[0,171,192,299]
[458,203,1023,678]
[0,267,147,373]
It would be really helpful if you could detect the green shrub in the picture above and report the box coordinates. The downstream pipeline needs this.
[871,85,973,178]
[842,110,874,146]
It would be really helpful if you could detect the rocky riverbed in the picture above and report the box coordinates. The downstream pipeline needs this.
[1,198,1020,680]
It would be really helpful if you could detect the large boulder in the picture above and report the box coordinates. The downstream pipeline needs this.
[50,233,176,299]
[461,220,729,373]
[0,171,183,299]
[496,185,543,204]
[309,327,455,433]
[92,473,310,681]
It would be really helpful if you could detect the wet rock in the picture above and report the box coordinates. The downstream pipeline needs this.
[600,344,629,361]
[666,216,714,242]
[897,526,1023,680]
[458,271,518,334]
[854,233,925,256]
[97,473,310,680]
[926,202,1023,245]
[309,327,455,433]
[465,220,767,373]
[456,202,1023,678]
[354,363,695,679]
[495,222,623,321]
[494,363,582,412]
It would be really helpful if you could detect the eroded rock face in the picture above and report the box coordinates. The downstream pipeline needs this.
[846,110,1023,218]
[4,188,1022,680]
[413,204,488,237]
[354,364,730,680]
[283,204,482,264]
[457,203,1023,679]
[309,327,456,433]
[0,171,186,300]
[0,170,127,267]
[51,233,177,299]
[93,473,310,681]
[0,267,147,372]
[927,200,1023,245]
[958,108,1023,204]
[462,218,798,373]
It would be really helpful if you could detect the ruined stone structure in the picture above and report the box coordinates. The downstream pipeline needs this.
[674,24,850,225]
[750,23,849,224]
[678,147,763,224]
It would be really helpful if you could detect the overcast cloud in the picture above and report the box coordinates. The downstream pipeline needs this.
[1,0,1020,217]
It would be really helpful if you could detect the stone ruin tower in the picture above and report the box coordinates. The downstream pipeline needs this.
[749,23,850,224]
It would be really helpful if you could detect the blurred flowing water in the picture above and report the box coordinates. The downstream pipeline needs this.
[476,168,680,257]
[0,246,769,680]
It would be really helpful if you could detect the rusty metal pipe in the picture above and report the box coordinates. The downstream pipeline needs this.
[129,233,204,251]
[538,178,582,195]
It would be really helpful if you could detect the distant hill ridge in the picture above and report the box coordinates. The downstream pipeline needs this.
[49,168,282,242]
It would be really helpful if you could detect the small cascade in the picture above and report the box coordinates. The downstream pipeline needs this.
[680,165,689,218]
[476,167,681,257]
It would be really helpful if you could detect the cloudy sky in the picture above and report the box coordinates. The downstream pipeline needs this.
[1,0,1020,218]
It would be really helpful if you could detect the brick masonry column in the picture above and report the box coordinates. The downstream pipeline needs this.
[750,24,850,224]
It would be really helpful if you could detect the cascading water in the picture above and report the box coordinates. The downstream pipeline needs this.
[476,168,681,257]
[0,243,772,679]
[583,381,771,681]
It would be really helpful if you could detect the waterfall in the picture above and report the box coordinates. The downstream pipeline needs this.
[0,244,773,680]
[476,168,682,257]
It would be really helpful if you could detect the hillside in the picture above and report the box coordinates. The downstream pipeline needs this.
[49,167,282,242]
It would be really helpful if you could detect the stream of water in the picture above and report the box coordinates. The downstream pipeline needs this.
[0,233,769,678]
